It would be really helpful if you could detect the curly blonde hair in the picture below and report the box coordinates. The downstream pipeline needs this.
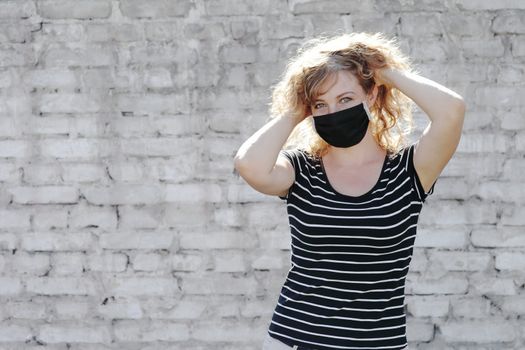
[270,31,419,159]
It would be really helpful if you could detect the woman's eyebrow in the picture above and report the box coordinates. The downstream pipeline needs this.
[315,91,355,101]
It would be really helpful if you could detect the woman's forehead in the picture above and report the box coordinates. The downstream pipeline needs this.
[314,70,360,99]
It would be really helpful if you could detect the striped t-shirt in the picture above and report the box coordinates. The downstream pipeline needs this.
[267,142,436,350]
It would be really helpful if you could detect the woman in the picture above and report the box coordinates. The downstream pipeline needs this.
[234,32,465,350]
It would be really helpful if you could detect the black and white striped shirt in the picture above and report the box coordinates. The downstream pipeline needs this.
[267,142,436,350]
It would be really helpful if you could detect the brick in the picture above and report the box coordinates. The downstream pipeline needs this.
[132,252,167,272]
[165,203,209,229]
[500,295,525,315]
[410,39,448,62]
[98,232,174,250]
[290,0,374,14]
[0,1,35,19]
[495,251,525,270]
[127,42,197,66]
[86,253,127,272]
[428,177,469,200]
[443,153,504,178]
[20,232,93,252]
[143,67,173,88]
[150,299,206,319]
[0,23,35,44]
[26,277,98,295]
[400,13,442,37]
[251,253,284,270]
[11,253,50,275]
[22,163,61,184]
[503,158,525,180]
[214,251,247,272]
[82,184,162,205]
[227,184,276,203]
[456,133,509,153]
[261,17,306,39]
[429,250,491,271]
[406,273,468,294]
[441,13,492,37]
[511,35,525,56]
[53,252,84,275]
[181,273,258,295]
[472,226,525,248]
[144,22,183,41]
[39,23,83,42]
[440,320,516,342]
[30,207,68,231]
[352,13,399,35]
[418,201,497,225]
[38,0,111,19]
[0,44,34,67]
[501,111,525,129]
[179,231,257,250]
[469,273,516,295]
[0,324,32,342]
[501,205,525,225]
[62,163,106,183]
[97,299,143,319]
[219,44,258,63]
[450,296,491,317]
[69,204,117,230]
[113,320,189,341]
[447,63,489,84]
[473,181,525,203]
[0,277,23,295]
[120,0,194,18]
[85,23,142,42]
[183,21,226,41]
[460,37,506,58]
[172,253,207,272]
[115,93,190,115]
[229,20,260,41]
[406,295,449,317]
[493,12,525,33]
[38,324,111,343]
[120,205,161,229]
[205,0,285,16]
[0,210,31,230]
[0,140,31,158]
[42,44,114,67]
[165,184,222,203]
[0,162,18,182]
[406,321,433,342]
[54,300,90,320]
[9,185,78,204]
[38,93,102,114]
[102,277,179,297]
[454,0,525,10]
[516,130,525,151]
[0,233,17,251]
[5,300,47,319]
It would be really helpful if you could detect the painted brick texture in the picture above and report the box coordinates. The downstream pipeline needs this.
[0,0,523,349]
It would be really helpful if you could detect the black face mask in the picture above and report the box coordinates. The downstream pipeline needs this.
[313,101,372,148]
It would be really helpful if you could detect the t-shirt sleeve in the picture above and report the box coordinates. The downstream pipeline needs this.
[277,148,302,201]
[405,142,436,203]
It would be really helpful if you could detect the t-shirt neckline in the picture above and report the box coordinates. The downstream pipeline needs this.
[318,152,389,199]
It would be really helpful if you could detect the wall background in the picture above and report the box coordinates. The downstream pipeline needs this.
[0,0,524,349]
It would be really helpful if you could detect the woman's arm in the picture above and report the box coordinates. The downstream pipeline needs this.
[376,68,466,193]
[234,114,301,197]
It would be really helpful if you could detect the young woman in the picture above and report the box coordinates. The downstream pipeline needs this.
[234,32,466,350]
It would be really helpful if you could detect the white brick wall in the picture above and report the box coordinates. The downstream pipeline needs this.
[0,0,523,349]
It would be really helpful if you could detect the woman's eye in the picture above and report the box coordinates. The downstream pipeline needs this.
[314,103,325,109]
[340,97,352,103]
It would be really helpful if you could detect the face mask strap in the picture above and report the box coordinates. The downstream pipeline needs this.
[363,100,373,121]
